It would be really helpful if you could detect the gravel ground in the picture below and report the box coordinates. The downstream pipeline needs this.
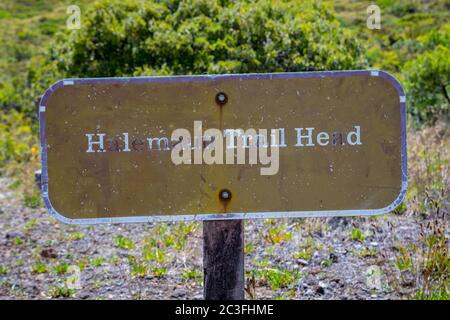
[1,174,436,300]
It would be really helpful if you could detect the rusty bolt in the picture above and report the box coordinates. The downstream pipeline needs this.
[219,189,232,201]
[215,92,228,106]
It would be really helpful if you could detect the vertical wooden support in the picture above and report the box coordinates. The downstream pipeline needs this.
[203,219,244,300]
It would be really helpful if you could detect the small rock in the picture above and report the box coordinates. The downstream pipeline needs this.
[0,192,13,200]
[5,231,24,240]
[315,285,325,295]
[171,288,187,298]
[297,259,309,266]
[328,217,349,229]
[329,253,338,263]
[40,248,58,259]
[331,278,341,284]
[310,266,321,274]
[193,294,203,300]
[77,291,91,299]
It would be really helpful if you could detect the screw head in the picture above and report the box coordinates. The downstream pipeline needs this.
[219,189,232,201]
[215,92,228,106]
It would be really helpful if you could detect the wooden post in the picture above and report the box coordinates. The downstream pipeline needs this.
[203,219,244,300]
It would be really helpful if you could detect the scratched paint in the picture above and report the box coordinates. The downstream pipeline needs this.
[39,70,407,224]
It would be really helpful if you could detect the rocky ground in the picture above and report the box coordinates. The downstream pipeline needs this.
[0,178,438,300]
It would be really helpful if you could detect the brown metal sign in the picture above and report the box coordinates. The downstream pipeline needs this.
[39,71,407,224]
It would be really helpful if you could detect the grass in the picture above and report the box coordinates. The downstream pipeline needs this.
[252,258,301,291]
[130,260,147,278]
[350,228,365,242]
[67,232,85,241]
[23,218,37,233]
[150,266,167,278]
[263,219,293,245]
[255,267,300,291]
[181,268,202,282]
[320,258,333,268]
[77,258,88,271]
[293,247,313,261]
[393,202,408,215]
[23,192,41,209]
[31,262,48,274]
[386,123,449,300]
[293,238,322,262]
[13,237,24,245]
[392,214,449,299]
[48,285,75,298]
[53,262,69,275]
[90,257,105,267]
[355,247,378,258]
[244,242,255,254]
[395,244,415,271]
[172,222,198,251]
[143,247,167,265]
[0,265,9,275]
[113,235,134,250]
[144,222,197,252]
[0,0,90,82]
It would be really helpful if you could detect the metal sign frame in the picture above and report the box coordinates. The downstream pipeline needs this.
[39,70,407,224]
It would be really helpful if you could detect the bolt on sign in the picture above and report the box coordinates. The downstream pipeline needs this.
[39,70,407,224]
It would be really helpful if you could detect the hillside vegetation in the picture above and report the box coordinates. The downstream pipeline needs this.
[0,0,448,300]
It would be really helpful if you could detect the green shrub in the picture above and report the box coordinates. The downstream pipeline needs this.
[24,193,42,208]
[50,0,366,78]
[0,10,12,19]
[0,109,38,169]
[385,0,419,16]
[404,27,450,125]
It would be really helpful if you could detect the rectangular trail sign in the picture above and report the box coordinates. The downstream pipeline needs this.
[39,70,407,224]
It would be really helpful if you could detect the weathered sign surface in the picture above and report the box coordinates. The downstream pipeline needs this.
[39,70,407,224]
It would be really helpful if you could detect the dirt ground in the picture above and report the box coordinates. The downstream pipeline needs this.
[0,182,440,300]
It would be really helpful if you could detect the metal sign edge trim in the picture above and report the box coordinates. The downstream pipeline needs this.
[39,69,408,225]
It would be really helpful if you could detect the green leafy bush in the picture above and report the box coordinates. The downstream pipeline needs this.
[0,109,38,167]
[50,0,366,78]
[404,27,450,125]
[0,56,61,120]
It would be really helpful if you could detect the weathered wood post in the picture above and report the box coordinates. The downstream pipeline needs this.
[202,92,245,300]
[203,219,245,300]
